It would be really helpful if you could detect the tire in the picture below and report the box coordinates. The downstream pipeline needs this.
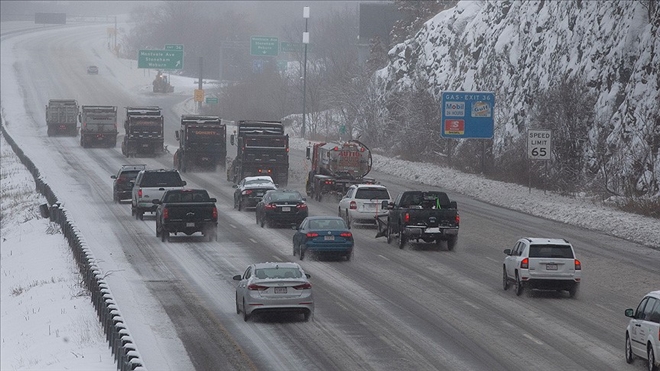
[648,345,657,371]
[237,199,242,211]
[568,284,579,298]
[345,212,351,229]
[156,223,160,237]
[625,333,634,364]
[235,294,241,315]
[398,231,407,250]
[293,242,297,256]
[243,299,249,322]
[135,209,140,220]
[261,216,266,228]
[502,267,510,290]
[161,230,168,242]
[131,204,136,216]
[514,273,524,296]
[138,211,144,221]
[345,252,352,261]
[255,212,260,225]
[447,236,458,251]
[300,246,305,261]
[386,224,393,244]
[303,311,310,322]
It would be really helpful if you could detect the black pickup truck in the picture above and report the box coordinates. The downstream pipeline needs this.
[153,189,218,242]
[375,190,459,250]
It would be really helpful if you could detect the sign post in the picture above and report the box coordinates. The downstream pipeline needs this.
[527,129,552,194]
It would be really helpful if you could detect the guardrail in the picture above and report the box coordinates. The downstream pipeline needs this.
[1,125,146,371]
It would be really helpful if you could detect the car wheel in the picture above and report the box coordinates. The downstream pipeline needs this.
[255,212,259,225]
[625,333,634,364]
[300,246,305,261]
[131,205,135,216]
[303,311,310,322]
[156,223,160,237]
[568,284,579,298]
[447,236,458,251]
[237,199,242,211]
[138,211,144,221]
[345,212,351,229]
[293,242,297,256]
[345,252,352,261]
[161,230,168,242]
[261,216,266,228]
[502,267,509,290]
[235,294,240,315]
[648,345,656,371]
[398,232,406,250]
[514,273,523,296]
[243,299,249,322]
[386,224,393,244]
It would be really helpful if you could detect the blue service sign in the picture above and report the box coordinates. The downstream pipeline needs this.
[440,91,495,139]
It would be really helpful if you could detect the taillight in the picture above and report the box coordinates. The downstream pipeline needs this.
[306,232,319,238]
[297,203,307,209]
[403,212,410,224]
[324,180,333,185]
[292,282,312,290]
[340,232,352,238]
[247,284,268,291]
[520,258,529,269]
[242,190,253,195]
[212,207,218,219]
[574,259,581,270]
[265,203,277,210]
[349,201,357,210]
[163,208,169,220]
[455,214,460,225]
[138,189,143,197]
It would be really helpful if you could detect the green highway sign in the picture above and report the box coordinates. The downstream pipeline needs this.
[138,49,184,69]
[251,36,279,56]
[165,44,183,51]
[280,41,302,53]
[205,97,218,105]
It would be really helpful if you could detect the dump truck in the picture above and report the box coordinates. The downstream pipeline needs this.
[152,71,174,93]
[227,120,289,186]
[46,99,79,136]
[121,106,164,157]
[79,105,118,148]
[173,115,227,172]
[305,140,374,201]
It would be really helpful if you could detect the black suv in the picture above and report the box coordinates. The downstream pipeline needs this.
[131,169,187,220]
[255,189,308,228]
[111,164,146,203]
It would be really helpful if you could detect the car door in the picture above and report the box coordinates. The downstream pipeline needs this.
[338,187,354,215]
[236,266,252,308]
[504,242,522,279]
[630,297,653,355]
[294,219,308,246]
[131,171,144,207]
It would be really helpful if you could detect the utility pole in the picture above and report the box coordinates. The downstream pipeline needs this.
[301,6,310,139]
[198,57,203,112]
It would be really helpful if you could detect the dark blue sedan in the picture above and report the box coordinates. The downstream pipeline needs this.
[292,216,354,261]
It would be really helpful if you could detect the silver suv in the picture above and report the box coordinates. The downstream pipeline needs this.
[625,290,660,371]
[131,169,186,220]
[503,237,582,297]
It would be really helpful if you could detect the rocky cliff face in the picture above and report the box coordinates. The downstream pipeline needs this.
[378,0,659,196]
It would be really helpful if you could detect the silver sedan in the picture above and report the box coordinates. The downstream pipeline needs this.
[233,262,314,322]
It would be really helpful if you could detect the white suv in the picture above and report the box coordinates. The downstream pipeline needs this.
[338,184,391,228]
[625,290,660,371]
[502,238,582,297]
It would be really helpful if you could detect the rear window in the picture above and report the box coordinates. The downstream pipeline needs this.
[529,244,574,258]
[255,268,302,279]
[270,191,302,202]
[164,190,210,202]
[118,170,140,181]
[141,172,183,187]
[355,188,390,200]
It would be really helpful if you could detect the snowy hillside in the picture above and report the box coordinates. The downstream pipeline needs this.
[378,0,659,197]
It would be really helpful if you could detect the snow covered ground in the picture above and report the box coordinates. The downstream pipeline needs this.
[1,19,659,371]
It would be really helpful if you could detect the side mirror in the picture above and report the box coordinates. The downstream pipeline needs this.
[209,198,217,202]
[624,308,634,318]
[381,200,389,209]
[232,184,238,189]
[305,273,311,279]
[182,181,187,186]
[111,175,117,179]
[302,197,306,201]
[232,275,242,281]
[175,131,180,141]
[152,199,161,204]
[503,249,511,255]
[230,134,235,146]
[450,201,457,209]
[305,147,311,159]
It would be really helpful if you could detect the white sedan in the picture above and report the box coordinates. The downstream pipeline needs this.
[233,262,314,322]
[338,184,392,228]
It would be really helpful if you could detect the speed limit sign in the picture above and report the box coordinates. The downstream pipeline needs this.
[528,129,551,160]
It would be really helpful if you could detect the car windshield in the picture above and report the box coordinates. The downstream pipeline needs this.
[529,245,574,258]
[355,188,390,199]
[254,268,303,279]
[308,219,346,230]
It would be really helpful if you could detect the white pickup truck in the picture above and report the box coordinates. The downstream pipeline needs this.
[131,169,187,220]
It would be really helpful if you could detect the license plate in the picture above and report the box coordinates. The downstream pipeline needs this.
[364,204,376,210]
[324,235,335,241]
[256,192,264,196]
[282,206,291,212]
[186,222,195,227]
[274,287,286,294]
[142,144,149,147]
[546,264,558,270]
